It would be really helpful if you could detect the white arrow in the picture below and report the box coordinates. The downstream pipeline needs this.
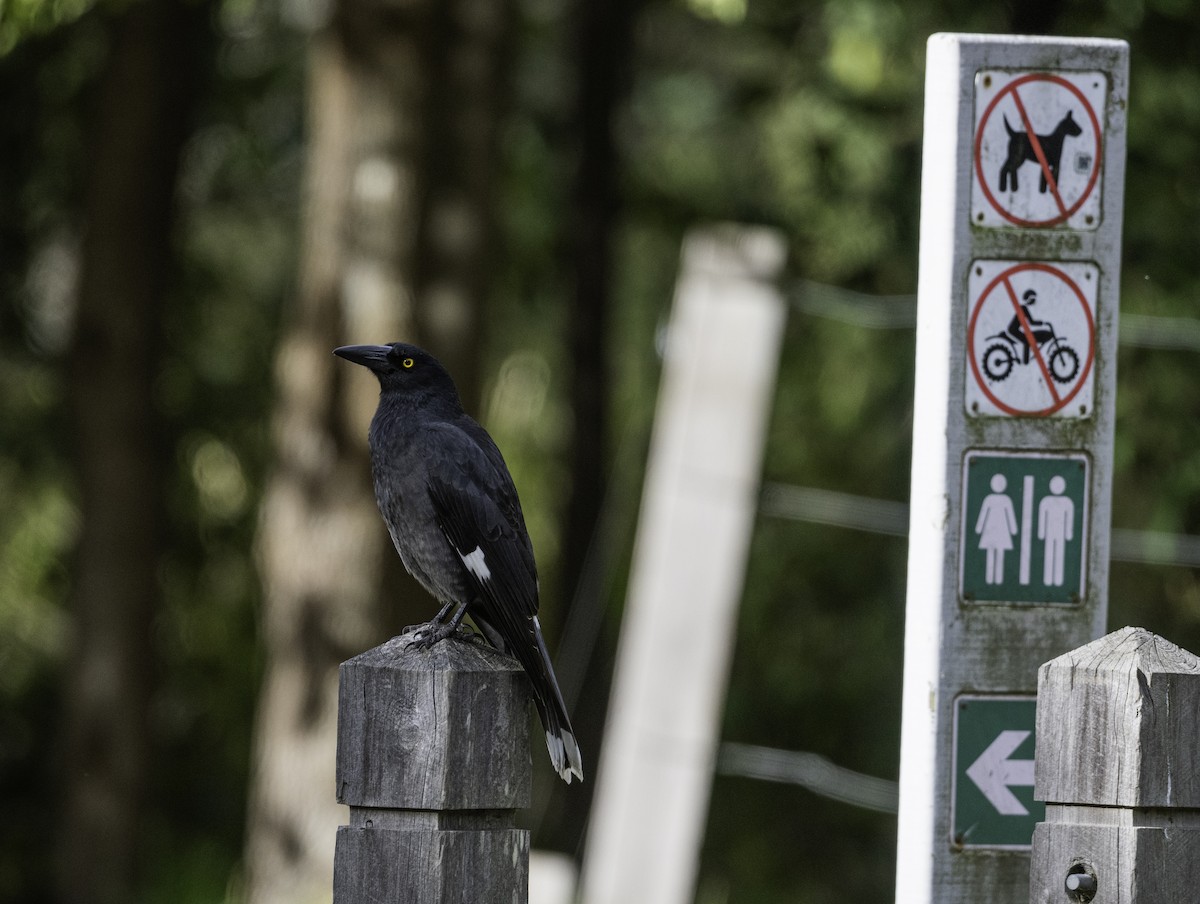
[966,729,1036,816]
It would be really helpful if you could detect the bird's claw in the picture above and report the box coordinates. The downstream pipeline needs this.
[403,621,481,650]
[457,624,486,645]
[403,621,450,650]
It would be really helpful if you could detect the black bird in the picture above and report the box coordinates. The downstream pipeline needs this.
[334,341,583,783]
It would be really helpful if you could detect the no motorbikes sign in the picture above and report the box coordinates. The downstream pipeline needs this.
[965,260,1098,419]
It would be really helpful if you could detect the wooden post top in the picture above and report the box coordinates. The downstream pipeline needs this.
[336,631,532,812]
[1036,626,1200,809]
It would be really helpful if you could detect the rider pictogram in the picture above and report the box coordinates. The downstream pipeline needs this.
[965,261,1097,419]
[979,287,1080,386]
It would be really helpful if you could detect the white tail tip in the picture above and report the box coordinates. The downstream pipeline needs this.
[546,728,584,784]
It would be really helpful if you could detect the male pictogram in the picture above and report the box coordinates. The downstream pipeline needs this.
[1037,475,1075,586]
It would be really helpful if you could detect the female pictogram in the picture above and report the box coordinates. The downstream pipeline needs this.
[975,474,1018,585]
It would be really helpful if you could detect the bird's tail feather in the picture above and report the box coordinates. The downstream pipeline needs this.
[477,609,583,783]
[536,697,584,783]
[530,617,584,783]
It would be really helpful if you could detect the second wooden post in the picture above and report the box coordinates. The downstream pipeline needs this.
[1031,626,1200,902]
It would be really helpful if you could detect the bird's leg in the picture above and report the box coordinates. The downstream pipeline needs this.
[403,600,455,638]
[409,600,472,650]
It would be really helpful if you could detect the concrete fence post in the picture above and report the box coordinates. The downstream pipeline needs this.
[333,631,531,903]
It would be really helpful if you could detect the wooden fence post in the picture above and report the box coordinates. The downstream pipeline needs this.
[1031,626,1200,902]
[333,631,531,903]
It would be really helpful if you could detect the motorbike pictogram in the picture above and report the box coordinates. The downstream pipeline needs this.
[979,287,1080,386]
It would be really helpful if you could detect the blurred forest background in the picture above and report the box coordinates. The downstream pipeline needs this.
[2,0,1200,901]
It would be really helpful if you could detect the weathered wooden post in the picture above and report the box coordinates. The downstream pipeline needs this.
[1031,626,1200,902]
[333,631,531,903]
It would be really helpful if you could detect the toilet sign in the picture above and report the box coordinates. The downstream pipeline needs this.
[960,450,1089,605]
[972,71,1106,229]
[965,260,1098,418]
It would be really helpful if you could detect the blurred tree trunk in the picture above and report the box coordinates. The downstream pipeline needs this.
[545,0,643,853]
[413,0,511,410]
[1008,0,1065,34]
[55,2,210,902]
[243,1,510,901]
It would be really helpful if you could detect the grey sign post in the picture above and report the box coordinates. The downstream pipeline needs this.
[894,34,1128,902]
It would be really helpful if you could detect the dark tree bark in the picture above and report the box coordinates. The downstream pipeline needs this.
[244,1,511,900]
[545,0,644,854]
[1007,0,1065,34]
[560,0,630,618]
[414,0,512,411]
[55,2,210,902]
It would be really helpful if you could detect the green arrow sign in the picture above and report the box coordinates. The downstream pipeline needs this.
[960,450,1089,604]
[952,696,1043,849]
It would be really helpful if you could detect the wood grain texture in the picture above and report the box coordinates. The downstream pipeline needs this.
[337,631,531,811]
[334,630,531,903]
[334,824,529,903]
[1036,626,1200,808]
[1031,627,1200,903]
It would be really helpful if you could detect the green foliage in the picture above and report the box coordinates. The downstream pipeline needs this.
[0,3,302,900]
[0,0,97,54]
[698,304,914,901]
[138,11,303,903]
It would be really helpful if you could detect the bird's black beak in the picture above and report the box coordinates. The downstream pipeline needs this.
[333,344,392,372]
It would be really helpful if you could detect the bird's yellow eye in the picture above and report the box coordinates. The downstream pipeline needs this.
[402,357,414,369]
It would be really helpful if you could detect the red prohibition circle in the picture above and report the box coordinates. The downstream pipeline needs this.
[974,73,1103,228]
[966,262,1096,417]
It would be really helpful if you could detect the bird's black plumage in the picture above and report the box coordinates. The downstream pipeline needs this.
[333,341,583,783]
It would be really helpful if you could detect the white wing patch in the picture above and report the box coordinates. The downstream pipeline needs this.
[460,545,491,581]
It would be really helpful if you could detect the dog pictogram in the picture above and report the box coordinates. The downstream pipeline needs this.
[997,110,1083,194]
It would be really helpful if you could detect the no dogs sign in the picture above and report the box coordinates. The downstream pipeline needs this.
[972,71,1106,229]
